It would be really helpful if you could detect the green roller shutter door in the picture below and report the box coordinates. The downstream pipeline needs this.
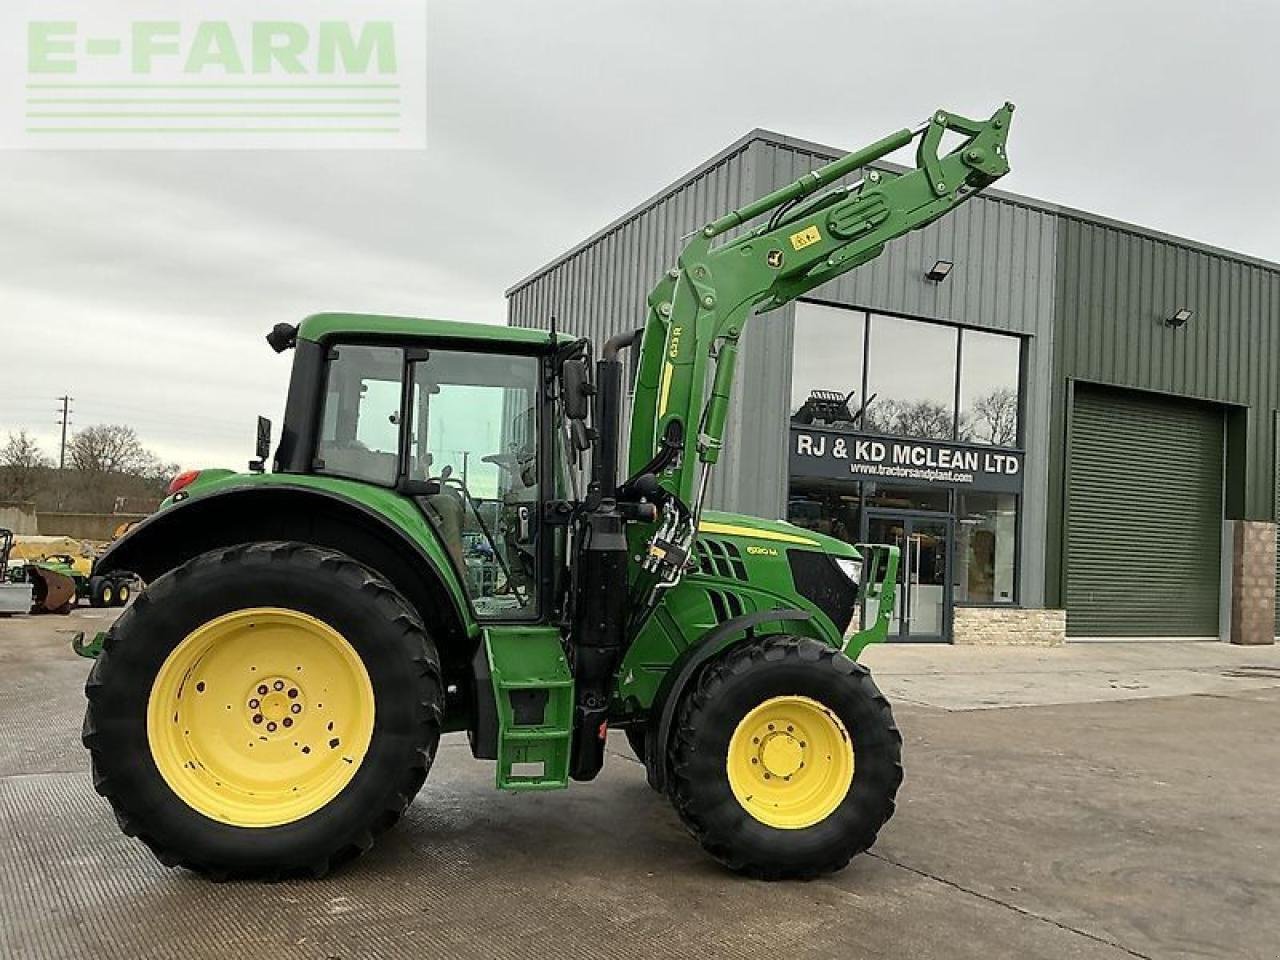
[1066,385,1224,637]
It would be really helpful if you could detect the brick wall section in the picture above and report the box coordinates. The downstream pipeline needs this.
[953,607,1066,646]
[1230,520,1276,645]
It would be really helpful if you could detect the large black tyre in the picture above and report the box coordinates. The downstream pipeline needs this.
[83,541,443,880]
[624,726,647,762]
[112,579,132,607]
[668,635,902,880]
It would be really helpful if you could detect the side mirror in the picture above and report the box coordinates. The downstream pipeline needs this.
[255,417,272,460]
[569,419,595,452]
[561,358,592,422]
[249,416,272,473]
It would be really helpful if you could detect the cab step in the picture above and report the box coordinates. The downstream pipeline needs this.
[484,627,574,790]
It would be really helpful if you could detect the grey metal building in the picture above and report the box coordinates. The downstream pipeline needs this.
[507,129,1280,644]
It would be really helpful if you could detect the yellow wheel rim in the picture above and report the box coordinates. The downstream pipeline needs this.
[146,607,375,828]
[726,695,854,830]
[102,586,114,606]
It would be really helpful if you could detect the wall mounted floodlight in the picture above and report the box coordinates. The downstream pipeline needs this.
[925,259,954,282]
[1165,308,1194,328]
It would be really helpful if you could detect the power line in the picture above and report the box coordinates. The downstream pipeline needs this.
[55,394,73,469]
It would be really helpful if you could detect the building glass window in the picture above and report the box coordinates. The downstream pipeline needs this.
[959,329,1021,446]
[864,482,951,513]
[787,478,863,542]
[790,304,866,424]
[864,313,959,440]
[954,492,1018,604]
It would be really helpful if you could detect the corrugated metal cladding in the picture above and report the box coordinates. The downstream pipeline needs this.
[507,136,764,515]
[508,130,1059,607]
[1055,215,1280,509]
[1066,385,1224,636]
[1046,215,1280,609]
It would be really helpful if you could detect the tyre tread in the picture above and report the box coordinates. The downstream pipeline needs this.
[668,635,903,880]
[82,541,443,880]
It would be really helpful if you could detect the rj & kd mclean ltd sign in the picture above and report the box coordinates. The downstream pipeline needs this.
[790,426,1023,493]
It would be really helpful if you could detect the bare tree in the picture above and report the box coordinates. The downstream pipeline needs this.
[0,430,54,502]
[961,388,1018,446]
[864,398,955,441]
[68,424,161,475]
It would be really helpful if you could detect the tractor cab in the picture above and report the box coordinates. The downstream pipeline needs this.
[293,337,543,616]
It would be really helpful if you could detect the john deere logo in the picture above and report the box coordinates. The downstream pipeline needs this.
[766,249,784,269]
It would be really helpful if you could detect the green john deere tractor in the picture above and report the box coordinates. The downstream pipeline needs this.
[83,103,1013,880]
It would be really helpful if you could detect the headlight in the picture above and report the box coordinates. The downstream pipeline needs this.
[834,557,861,585]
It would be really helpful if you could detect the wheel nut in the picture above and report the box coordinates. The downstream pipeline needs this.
[287,689,298,699]
[266,722,277,732]
[257,684,268,695]
[283,718,293,728]
[249,698,259,709]
[290,703,301,714]
[273,680,285,691]
[252,714,263,724]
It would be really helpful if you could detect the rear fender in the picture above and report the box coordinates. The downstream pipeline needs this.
[95,483,475,685]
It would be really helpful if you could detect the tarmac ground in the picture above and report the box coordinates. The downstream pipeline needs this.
[2,606,1279,959]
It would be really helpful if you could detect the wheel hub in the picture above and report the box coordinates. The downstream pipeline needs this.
[247,677,304,734]
[758,730,804,779]
[726,695,855,830]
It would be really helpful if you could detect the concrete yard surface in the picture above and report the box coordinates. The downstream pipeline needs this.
[862,638,1280,710]
[2,609,1278,959]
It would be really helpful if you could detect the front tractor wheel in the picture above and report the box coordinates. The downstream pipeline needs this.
[669,636,902,880]
[83,542,443,879]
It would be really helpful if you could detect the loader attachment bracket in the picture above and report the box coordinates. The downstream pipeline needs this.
[844,543,900,660]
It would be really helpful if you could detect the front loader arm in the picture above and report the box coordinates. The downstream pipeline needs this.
[628,103,1014,506]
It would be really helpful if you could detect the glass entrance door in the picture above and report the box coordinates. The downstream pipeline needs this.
[864,511,953,642]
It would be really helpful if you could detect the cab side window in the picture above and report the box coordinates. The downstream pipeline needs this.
[315,345,403,486]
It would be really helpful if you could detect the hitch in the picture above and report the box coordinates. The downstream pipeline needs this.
[71,630,106,659]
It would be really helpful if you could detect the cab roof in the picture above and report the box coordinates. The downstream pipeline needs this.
[298,312,557,347]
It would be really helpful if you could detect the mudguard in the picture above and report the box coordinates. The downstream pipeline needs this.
[641,608,813,793]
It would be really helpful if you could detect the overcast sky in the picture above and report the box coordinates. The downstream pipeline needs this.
[1,0,1276,470]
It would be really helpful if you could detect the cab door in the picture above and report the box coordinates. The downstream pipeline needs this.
[403,348,546,620]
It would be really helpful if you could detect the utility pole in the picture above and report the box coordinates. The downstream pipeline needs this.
[55,395,73,469]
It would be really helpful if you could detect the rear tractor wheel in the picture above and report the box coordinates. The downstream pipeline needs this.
[83,542,443,879]
[668,635,902,880]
